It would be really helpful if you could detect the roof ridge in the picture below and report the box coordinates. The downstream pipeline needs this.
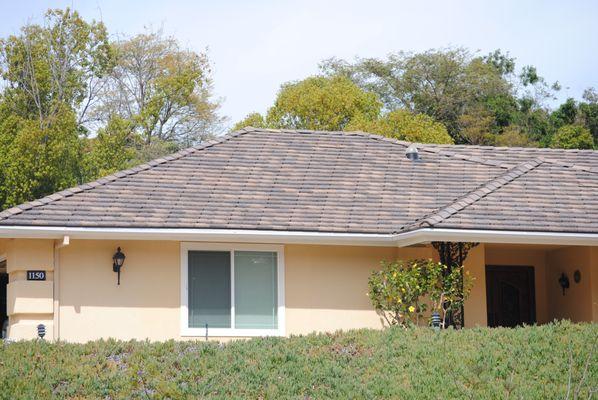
[537,157,598,174]
[248,127,412,147]
[250,128,512,169]
[0,128,255,221]
[422,142,598,153]
[415,143,512,169]
[402,158,544,232]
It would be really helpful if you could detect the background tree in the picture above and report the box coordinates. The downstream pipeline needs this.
[92,30,222,154]
[232,75,453,144]
[347,109,453,144]
[0,9,225,209]
[0,8,113,129]
[265,75,381,131]
[81,117,136,182]
[0,8,113,208]
[550,125,594,150]
[320,48,560,146]
[232,112,266,131]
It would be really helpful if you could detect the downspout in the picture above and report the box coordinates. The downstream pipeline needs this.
[53,236,69,341]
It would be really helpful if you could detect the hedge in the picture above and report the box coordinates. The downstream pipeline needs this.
[0,321,596,399]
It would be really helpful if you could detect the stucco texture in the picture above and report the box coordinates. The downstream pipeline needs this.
[2,239,597,342]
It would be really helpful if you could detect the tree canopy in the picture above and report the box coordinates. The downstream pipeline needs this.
[0,9,222,209]
[265,75,381,131]
[318,48,596,149]
[234,75,455,144]
[0,9,596,212]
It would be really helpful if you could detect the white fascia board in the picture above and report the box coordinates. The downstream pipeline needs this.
[0,226,397,246]
[395,228,598,247]
[0,225,597,247]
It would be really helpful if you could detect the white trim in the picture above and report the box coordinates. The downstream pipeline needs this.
[1,225,598,247]
[0,226,395,246]
[0,254,6,263]
[395,228,598,247]
[180,242,285,338]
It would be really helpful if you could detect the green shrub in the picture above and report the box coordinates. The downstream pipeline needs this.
[368,259,473,328]
[0,321,595,399]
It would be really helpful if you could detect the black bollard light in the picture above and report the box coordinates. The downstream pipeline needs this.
[37,324,46,340]
[431,312,442,331]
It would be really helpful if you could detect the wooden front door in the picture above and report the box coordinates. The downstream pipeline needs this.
[486,265,536,327]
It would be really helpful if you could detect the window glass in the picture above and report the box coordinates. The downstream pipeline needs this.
[234,251,278,329]
[188,251,231,328]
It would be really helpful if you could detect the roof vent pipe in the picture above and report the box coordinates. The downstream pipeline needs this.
[405,144,420,161]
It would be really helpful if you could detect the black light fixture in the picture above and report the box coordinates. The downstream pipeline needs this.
[112,247,126,285]
[37,323,46,340]
[558,272,570,296]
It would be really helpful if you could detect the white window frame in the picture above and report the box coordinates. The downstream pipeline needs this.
[180,242,285,337]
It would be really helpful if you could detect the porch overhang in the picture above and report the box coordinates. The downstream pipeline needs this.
[0,225,597,247]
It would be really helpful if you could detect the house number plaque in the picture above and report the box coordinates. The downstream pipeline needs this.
[26,270,46,281]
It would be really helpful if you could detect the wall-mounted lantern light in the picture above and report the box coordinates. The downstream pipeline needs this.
[112,247,126,285]
[558,272,569,296]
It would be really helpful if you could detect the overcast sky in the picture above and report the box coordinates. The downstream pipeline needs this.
[2,0,597,128]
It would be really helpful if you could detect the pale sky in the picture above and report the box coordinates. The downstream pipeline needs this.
[1,0,597,128]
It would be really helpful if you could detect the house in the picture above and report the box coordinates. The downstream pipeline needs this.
[0,127,596,342]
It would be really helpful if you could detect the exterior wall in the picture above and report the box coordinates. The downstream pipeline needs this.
[0,238,6,256]
[58,240,181,342]
[4,239,55,340]
[546,246,594,322]
[285,245,402,335]
[57,241,400,342]
[463,244,487,327]
[3,238,596,342]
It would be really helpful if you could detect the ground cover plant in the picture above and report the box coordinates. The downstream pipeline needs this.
[0,321,596,399]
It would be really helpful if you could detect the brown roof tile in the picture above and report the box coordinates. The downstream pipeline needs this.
[0,128,596,234]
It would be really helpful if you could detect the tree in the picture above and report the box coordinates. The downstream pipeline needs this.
[550,124,594,150]
[321,49,511,140]
[0,8,112,129]
[93,30,222,148]
[232,112,267,131]
[457,106,496,145]
[0,106,82,208]
[81,117,136,182]
[495,125,536,147]
[321,48,558,145]
[347,109,453,144]
[579,88,598,144]
[265,75,381,131]
[0,8,112,208]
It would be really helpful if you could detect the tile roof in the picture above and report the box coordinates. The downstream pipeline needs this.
[0,128,596,234]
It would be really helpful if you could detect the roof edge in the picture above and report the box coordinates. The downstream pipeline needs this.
[0,225,596,247]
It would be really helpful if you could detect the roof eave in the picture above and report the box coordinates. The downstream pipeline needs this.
[0,225,597,247]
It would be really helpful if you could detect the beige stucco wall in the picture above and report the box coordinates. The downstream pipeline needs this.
[4,239,55,340]
[463,244,487,327]
[546,246,594,322]
[2,238,596,342]
[56,241,403,342]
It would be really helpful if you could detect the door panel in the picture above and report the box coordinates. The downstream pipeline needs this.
[486,266,536,328]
